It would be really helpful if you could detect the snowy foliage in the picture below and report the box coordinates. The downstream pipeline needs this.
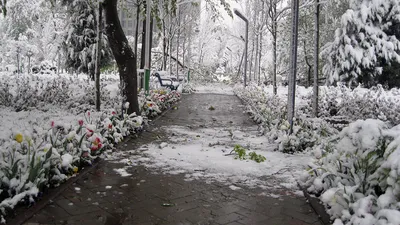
[0,108,143,222]
[62,0,112,77]
[301,119,400,225]
[0,74,122,113]
[234,84,338,153]
[322,0,400,86]
[235,83,400,153]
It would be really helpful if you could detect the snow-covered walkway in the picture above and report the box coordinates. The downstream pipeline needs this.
[24,92,322,225]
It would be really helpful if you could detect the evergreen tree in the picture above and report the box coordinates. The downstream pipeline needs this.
[62,0,112,78]
[322,0,400,87]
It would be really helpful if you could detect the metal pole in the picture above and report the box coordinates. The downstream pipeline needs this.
[288,0,300,134]
[176,5,180,80]
[313,0,320,117]
[144,0,152,95]
[234,9,248,87]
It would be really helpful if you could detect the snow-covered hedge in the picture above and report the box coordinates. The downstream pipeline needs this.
[300,119,400,225]
[0,74,122,113]
[234,84,338,153]
[234,83,400,153]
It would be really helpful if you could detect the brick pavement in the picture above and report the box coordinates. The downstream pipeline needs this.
[22,93,323,225]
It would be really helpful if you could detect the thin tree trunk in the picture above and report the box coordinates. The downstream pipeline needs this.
[254,30,259,84]
[103,0,139,114]
[258,32,262,84]
[95,2,103,111]
[162,20,167,70]
[134,1,140,60]
[303,40,312,87]
[313,0,320,117]
[140,18,146,70]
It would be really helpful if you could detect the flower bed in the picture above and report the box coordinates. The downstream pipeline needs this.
[0,73,182,223]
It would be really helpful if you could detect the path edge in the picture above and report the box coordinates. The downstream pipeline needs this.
[301,186,331,225]
[7,158,101,225]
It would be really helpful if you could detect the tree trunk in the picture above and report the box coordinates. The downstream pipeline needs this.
[313,0,320,117]
[134,1,140,60]
[139,16,146,89]
[102,0,139,115]
[303,40,312,87]
[162,20,167,70]
[140,18,146,70]
[95,2,103,111]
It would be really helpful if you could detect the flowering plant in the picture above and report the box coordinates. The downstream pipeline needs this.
[0,104,143,222]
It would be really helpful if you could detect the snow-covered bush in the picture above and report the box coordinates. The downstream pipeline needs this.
[0,74,121,113]
[301,119,400,225]
[234,84,338,153]
[0,106,143,222]
[318,85,400,126]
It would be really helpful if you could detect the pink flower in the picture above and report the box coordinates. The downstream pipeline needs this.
[112,111,116,115]
[78,120,84,126]
[108,124,112,129]
[82,152,89,157]
[51,121,55,128]
[87,111,91,116]
[86,129,94,137]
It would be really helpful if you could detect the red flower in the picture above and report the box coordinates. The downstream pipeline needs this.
[87,111,91,116]
[94,137,101,145]
[98,143,102,149]
[51,121,55,128]
[112,111,116,115]
[78,120,84,126]
[91,146,98,151]
[108,124,112,129]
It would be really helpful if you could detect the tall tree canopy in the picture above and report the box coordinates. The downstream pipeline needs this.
[322,0,400,87]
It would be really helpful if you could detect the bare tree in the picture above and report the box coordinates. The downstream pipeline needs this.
[266,0,290,95]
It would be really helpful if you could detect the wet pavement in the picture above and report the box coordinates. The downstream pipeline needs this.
[23,93,323,225]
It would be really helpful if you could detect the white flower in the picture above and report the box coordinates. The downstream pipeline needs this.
[67,131,75,141]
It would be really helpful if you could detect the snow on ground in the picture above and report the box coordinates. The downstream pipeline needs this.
[194,83,234,95]
[112,125,313,192]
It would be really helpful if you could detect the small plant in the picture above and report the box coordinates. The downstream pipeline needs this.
[230,144,265,163]
[208,106,215,110]
[249,151,266,163]
[233,144,247,160]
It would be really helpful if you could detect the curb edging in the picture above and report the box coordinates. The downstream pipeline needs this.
[8,158,102,225]
[301,187,331,225]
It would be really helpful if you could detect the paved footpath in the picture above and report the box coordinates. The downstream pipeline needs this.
[23,94,323,225]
